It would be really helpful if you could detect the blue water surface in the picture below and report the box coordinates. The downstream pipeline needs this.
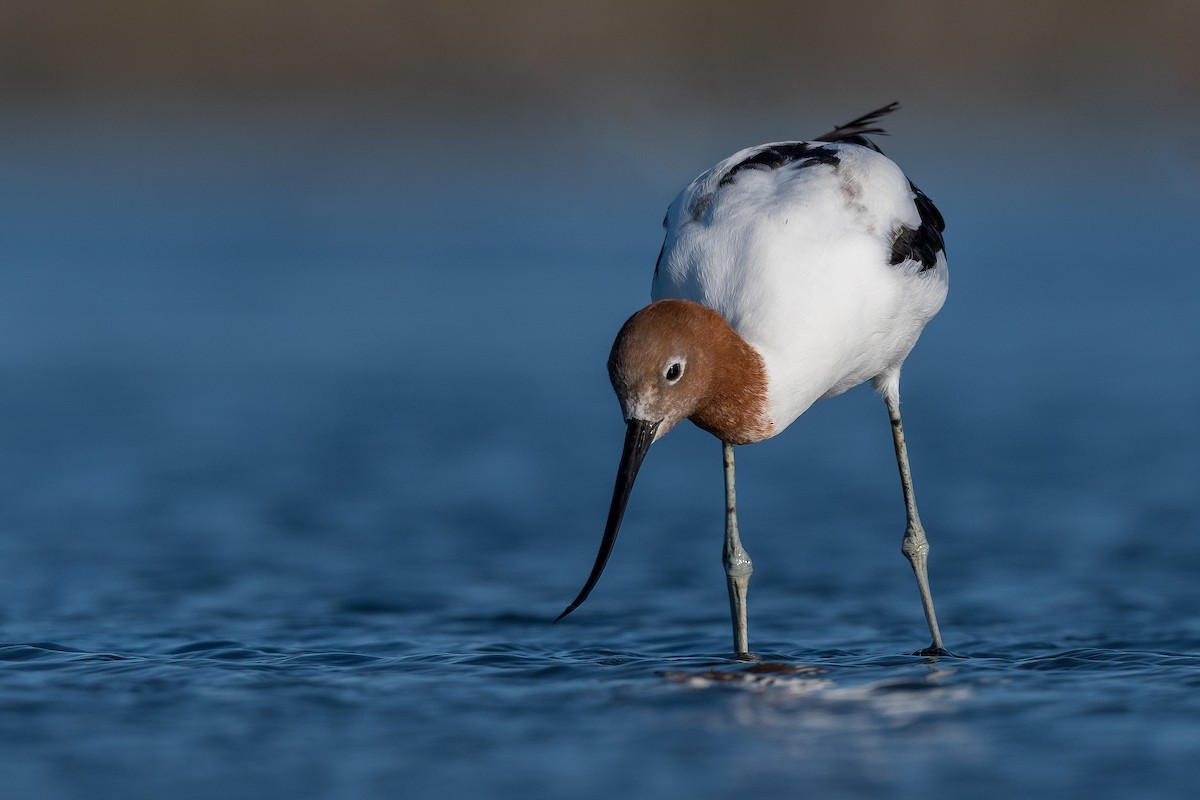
[1,102,1198,799]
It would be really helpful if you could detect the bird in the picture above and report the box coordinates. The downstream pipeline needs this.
[556,102,949,658]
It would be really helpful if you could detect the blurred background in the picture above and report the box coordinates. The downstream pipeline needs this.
[3,0,1198,372]
[1,2,1199,798]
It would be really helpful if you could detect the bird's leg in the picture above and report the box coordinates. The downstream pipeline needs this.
[722,441,754,659]
[885,393,949,657]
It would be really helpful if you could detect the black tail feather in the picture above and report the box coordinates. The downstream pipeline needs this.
[814,102,900,152]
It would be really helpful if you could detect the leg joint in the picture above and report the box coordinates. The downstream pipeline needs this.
[901,525,929,562]
[723,549,753,579]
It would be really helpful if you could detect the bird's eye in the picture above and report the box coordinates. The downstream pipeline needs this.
[665,362,683,383]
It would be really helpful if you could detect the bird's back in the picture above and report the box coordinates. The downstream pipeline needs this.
[651,134,947,432]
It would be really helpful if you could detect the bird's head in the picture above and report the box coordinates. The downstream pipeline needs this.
[607,299,719,441]
[556,299,733,622]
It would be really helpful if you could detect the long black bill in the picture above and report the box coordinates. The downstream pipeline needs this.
[555,418,659,622]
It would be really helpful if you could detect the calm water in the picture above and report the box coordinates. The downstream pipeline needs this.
[1,103,1198,799]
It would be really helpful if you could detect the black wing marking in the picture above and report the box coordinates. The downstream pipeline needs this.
[691,142,841,220]
[889,181,945,272]
[717,142,842,188]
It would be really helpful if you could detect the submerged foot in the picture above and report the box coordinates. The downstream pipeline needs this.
[911,643,955,658]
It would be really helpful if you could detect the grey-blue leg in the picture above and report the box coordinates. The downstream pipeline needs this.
[722,441,754,658]
[886,393,948,656]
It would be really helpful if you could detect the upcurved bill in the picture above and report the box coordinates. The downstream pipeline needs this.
[555,418,659,622]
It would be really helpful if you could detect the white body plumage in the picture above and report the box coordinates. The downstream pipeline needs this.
[652,140,948,433]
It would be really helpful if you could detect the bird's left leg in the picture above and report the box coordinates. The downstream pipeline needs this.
[885,391,949,657]
[722,441,754,659]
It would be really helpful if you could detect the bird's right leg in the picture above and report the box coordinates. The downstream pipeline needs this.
[722,442,754,659]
